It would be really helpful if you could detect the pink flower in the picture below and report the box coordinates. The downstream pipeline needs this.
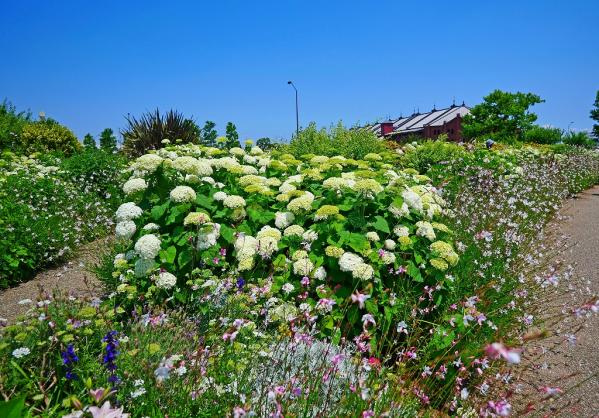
[539,386,563,396]
[351,291,371,309]
[89,388,111,403]
[485,342,521,364]
[361,314,376,328]
[362,410,375,418]
[88,401,129,418]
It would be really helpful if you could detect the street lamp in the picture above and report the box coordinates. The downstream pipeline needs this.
[287,81,299,138]
[567,121,574,133]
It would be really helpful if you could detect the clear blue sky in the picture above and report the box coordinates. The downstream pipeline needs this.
[1,0,598,142]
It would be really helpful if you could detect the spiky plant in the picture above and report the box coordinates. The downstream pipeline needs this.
[121,109,200,157]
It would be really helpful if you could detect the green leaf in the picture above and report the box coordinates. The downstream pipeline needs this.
[160,246,177,264]
[407,261,423,282]
[196,194,215,211]
[220,224,235,243]
[151,202,169,221]
[178,248,193,268]
[372,215,390,233]
[0,396,25,418]
[348,233,370,253]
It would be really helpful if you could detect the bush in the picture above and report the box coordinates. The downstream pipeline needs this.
[0,100,31,151]
[19,119,82,155]
[121,109,200,157]
[399,140,467,173]
[523,125,563,144]
[563,131,596,148]
[288,122,387,159]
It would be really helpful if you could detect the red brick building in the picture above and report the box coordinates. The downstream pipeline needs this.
[368,103,470,142]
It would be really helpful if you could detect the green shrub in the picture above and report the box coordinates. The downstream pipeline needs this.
[563,131,596,148]
[0,100,31,151]
[523,125,563,144]
[19,119,82,155]
[400,140,466,173]
[121,109,200,157]
[289,122,386,159]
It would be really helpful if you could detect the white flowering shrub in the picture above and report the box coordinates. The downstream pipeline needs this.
[108,144,458,348]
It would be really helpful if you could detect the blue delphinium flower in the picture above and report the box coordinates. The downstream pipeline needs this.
[61,344,79,380]
[102,331,120,384]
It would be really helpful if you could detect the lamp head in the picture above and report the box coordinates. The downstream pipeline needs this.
[287,81,292,84]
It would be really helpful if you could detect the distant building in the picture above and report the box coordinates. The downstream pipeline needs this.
[367,103,471,141]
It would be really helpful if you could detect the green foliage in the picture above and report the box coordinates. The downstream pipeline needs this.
[523,125,563,144]
[563,131,596,149]
[200,120,217,147]
[99,128,117,153]
[289,122,386,159]
[224,121,240,149]
[0,100,31,151]
[0,153,120,286]
[256,137,274,150]
[121,109,200,157]
[400,140,467,173]
[82,133,96,149]
[462,89,544,141]
[591,90,599,139]
[19,119,82,155]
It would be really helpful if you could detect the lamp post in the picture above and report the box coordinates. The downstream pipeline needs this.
[567,121,574,133]
[287,81,299,138]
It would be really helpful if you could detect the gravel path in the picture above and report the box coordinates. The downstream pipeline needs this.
[0,238,109,324]
[515,185,599,417]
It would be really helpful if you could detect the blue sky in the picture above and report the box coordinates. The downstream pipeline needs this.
[1,0,598,142]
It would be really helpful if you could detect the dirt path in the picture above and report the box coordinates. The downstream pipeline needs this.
[0,238,110,324]
[515,185,599,417]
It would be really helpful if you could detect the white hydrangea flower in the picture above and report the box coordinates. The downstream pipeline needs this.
[313,266,327,281]
[416,221,436,241]
[282,283,295,294]
[257,236,279,258]
[213,191,228,201]
[223,195,246,209]
[287,191,314,214]
[132,154,163,175]
[156,271,177,289]
[143,223,160,231]
[384,239,396,250]
[116,221,136,240]
[250,146,263,155]
[402,189,423,213]
[134,234,161,260]
[170,186,197,203]
[201,176,216,185]
[366,231,380,242]
[352,263,374,280]
[275,211,295,229]
[302,230,318,242]
[380,250,396,265]
[123,178,147,195]
[393,225,410,237]
[235,235,258,259]
[293,258,314,276]
[339,252,364,272]
[197,223,220,250]
[116,202,143,222]
[389,202,409,218]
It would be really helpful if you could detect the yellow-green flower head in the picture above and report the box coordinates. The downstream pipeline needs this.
[184,211,211,226]
[432,222,451,233]
[354,179,383,195]
[223,195,246,209]
[325,245,345,258]
[216,136,227,144]
[364,153,382,161]
[398,236,412,246]
[244,184,272,195]
[310,155,329,165]
[293,258,314,276]
[238,257,255,271]
[244,139,254,145]
[430,258,448,271]
[292,250,308,261]
[238,175,267,187]
[257,225,282,241]
[276,193,291,202]
[322,177,351,191]
[430,241,459,266]
[266,177,282,187]
[314,205,340,221]
[302,168,323,180]
[287,191,314,214]
[283,224,305,237]
[352,262,374,280]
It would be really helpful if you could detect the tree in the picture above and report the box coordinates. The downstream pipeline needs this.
[200,121,218,147]
[256,137,273,150]
[99,128,117,153]
[591,90,599,140]
[462,90,544,142]
[83,133,96,149]
[225,122,240,149]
